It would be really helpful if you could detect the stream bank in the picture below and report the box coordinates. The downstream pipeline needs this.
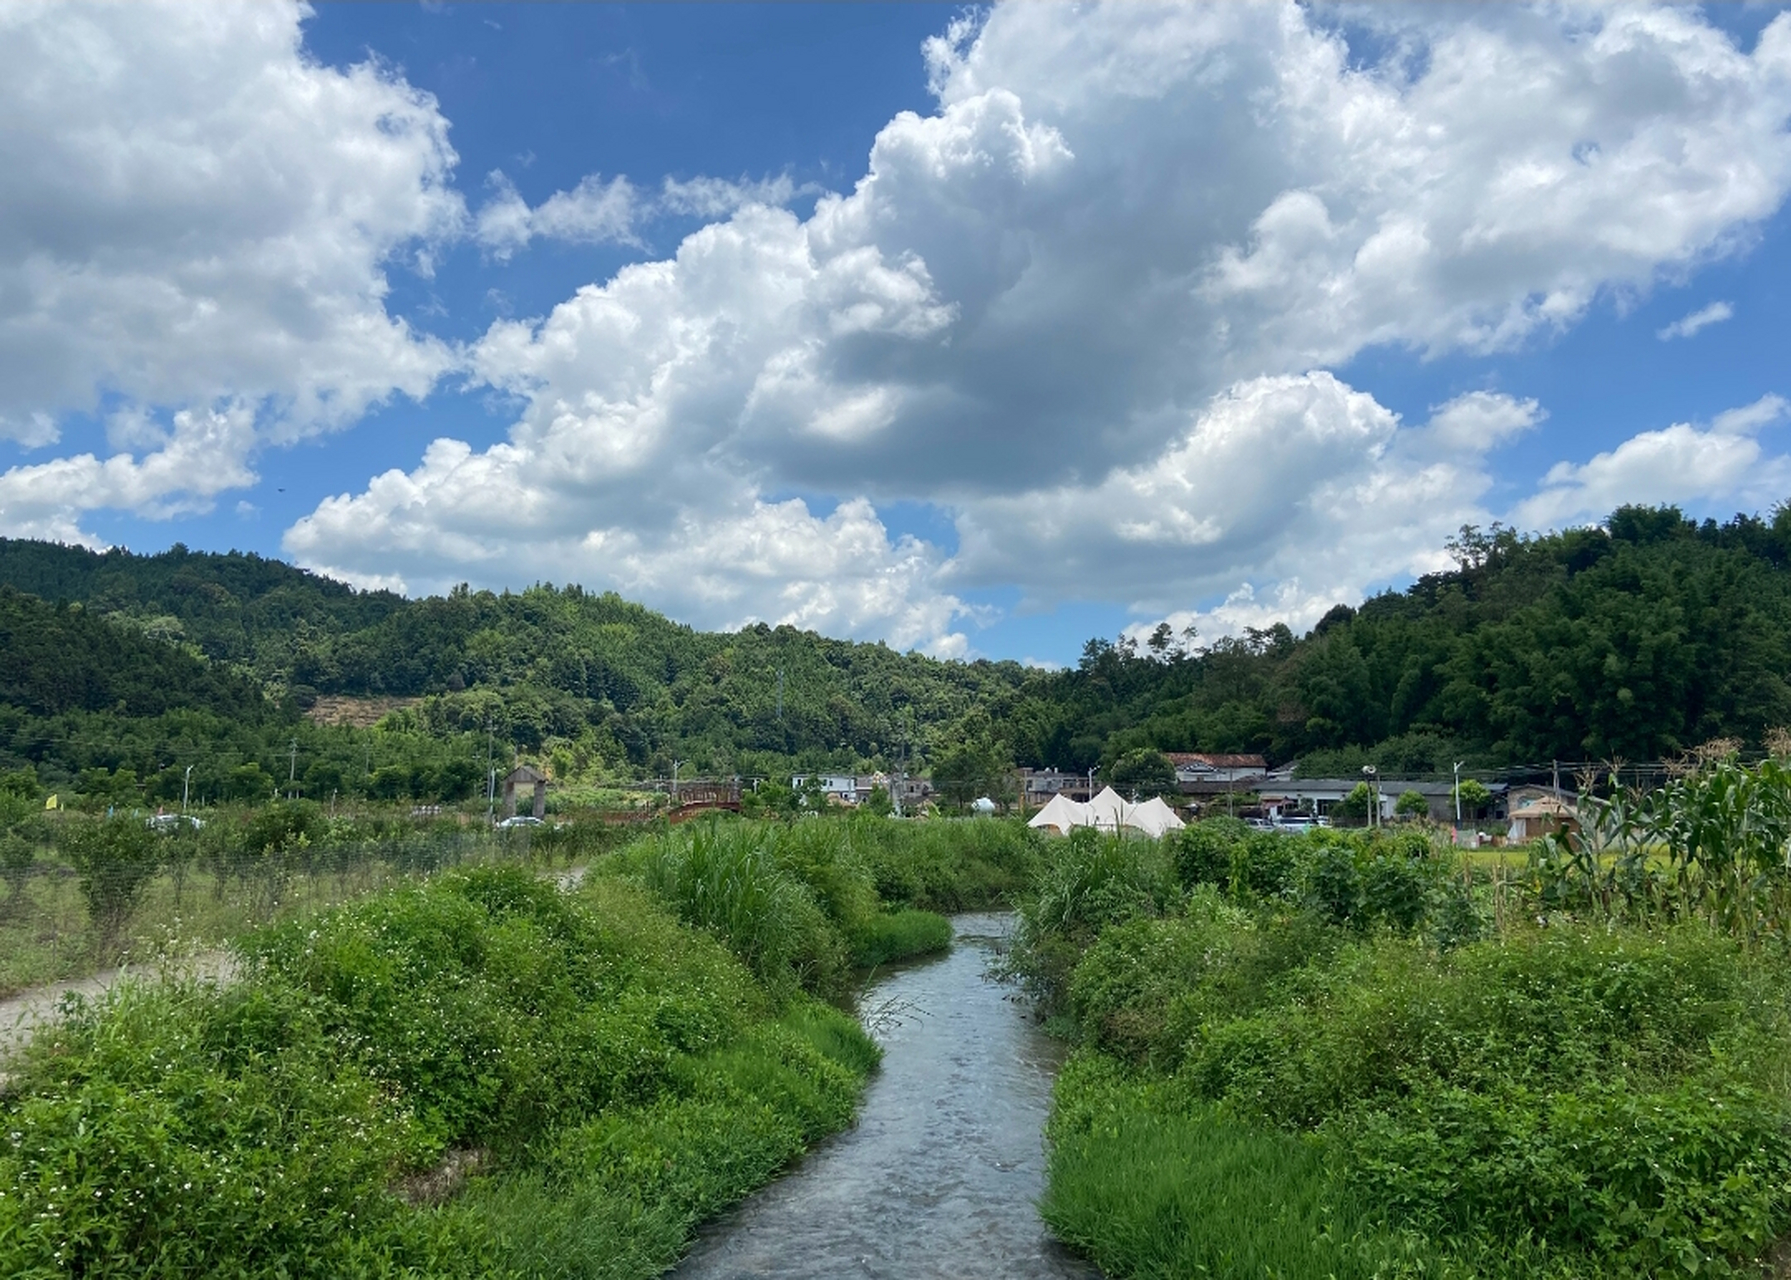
[673,913,1098,1280]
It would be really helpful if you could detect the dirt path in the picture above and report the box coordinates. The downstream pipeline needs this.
[0,951,235,1069]
[0,863,593,1071]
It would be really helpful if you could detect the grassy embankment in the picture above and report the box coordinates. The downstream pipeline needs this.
[1015,811,1791,1279]
[0,815,1040,1277]
[0,804,632,995]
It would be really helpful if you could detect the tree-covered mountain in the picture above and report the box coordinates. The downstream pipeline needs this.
[3,500,1790,806]
[0,539,1035,792]
[1010,504,1791,777]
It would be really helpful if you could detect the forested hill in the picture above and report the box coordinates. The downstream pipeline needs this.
[0,586,272,723]
[3,501,1791,798]
[1008,504,1791,778]
[0,539,1033,781]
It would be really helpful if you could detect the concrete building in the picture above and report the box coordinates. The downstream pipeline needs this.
[1167,753,1269,787]
[1258,777,1508,824]
[1021,768,1095,803]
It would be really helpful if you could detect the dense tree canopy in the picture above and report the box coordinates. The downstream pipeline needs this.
[4,501,1790,807]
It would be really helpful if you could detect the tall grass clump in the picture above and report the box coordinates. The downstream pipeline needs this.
[0,866,880,1278]
[1021,811,1791,1279]
[850,814,1044,911]
[624,821,838,994]
[612,819,959,996]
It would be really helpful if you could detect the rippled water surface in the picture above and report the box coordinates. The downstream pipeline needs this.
[671,913,1100,1280]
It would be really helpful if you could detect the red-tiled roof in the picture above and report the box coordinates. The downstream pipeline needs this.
[1164,752,1267,768]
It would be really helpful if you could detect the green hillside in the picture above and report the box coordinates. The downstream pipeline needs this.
[3,500,1790,809]
[1013,504,1791,777]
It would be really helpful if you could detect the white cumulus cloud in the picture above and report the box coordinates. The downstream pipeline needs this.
[292,2,1791,648]
[0,0,462,535]
[9,0,1791,648]
[1514,393,1791,530]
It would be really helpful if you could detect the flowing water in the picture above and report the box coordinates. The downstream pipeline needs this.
[672,913,1100,1280]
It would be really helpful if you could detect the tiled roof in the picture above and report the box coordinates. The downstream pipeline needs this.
[1165,752,1267,768]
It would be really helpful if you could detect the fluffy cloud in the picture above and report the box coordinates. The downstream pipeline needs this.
[0,0,459,531]
[1514,393,1791,529]
[290,2,1791,650]
[0,403,258,546]
[9,0,1786,647]
[958,376,1534,621]
[475,171,641,260]
[472,170,809,261]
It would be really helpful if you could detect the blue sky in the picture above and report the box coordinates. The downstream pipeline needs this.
[2,2,1790,666]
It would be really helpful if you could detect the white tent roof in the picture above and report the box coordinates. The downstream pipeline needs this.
[1085,785,1129,831]
[1028,792,1089,834]
[1128,795,1186,837]
[1029,786,1185,837]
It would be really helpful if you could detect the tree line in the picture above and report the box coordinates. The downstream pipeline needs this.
[4,501,1790,805]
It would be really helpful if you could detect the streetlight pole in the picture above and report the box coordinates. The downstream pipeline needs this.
[1362,764,1379,828]
[1453,761,1464,827]
[485,719,496,823]
[182,765,194,815]
[672,759,683,805]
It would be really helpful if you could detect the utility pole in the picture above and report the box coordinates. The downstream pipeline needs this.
[182,764,194,815]
[672,759,683,805]
[485,718,496,823]
[776,667,785,722]
[288,740,299,800]
[1453,761,1464,827]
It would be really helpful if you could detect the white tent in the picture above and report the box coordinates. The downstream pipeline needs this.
[1030,786,1185,837]
[1128,795,1186,838]
[1027,792,1088,835]
[1085,786,1130,831]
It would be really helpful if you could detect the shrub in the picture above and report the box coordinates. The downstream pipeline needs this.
[1013,828,1174,1009]
[59,817,160,952]
[1173,817,1246,889]
[0,868,882,1279]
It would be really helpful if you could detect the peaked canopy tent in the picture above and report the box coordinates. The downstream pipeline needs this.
[1128,795,1186,838]
[1028,792,1088,835]
[1027,787,1185,837]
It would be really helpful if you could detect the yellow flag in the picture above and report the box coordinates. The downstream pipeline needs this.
[44,794,58,810]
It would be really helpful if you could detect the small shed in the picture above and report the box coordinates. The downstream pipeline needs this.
[502,764,548,819]
[1507,794,1577,843]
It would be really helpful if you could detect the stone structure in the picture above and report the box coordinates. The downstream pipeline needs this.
[502,764,548,819]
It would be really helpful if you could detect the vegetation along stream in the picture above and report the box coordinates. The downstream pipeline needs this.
[674,913,1098,1280]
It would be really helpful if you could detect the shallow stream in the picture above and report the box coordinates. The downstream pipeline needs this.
[671,913,1100,1280]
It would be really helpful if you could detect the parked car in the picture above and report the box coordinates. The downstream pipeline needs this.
[147,813,204,831]
[495,815,545,829]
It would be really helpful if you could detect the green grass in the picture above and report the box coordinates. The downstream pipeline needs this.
[849,908,953,968]
[1019,821,1791,1279]
[0,868,880,1278]
[0,810,627,996]
[1044,1058,1458,1280]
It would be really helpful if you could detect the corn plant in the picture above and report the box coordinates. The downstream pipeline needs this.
[1532,752,1791,939]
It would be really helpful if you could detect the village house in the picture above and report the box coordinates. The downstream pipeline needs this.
[1166,753,1269,801]
[1258,777,1509,824]
[1020,768,1095,802]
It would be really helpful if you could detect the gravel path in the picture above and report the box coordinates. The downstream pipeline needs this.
[0,951,234,1070]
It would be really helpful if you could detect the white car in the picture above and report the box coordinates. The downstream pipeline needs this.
[495,815,545,829]
[147,813,204,831]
